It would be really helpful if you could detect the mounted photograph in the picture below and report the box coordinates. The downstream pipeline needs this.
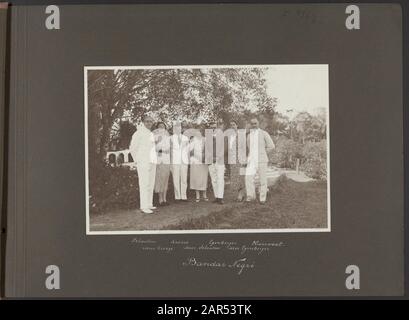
[84,64,330,234]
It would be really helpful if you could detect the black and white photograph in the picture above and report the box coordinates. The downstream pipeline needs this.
[1,2,405,300]
[85,64,330,234]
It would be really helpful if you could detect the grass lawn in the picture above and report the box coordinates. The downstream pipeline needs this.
[162,179,328,230]
[90,176,328,232]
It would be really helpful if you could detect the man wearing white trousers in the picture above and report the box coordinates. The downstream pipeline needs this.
[207,121,228,205]
[170,122,190,202]
[245,118,275,204]
[129,116,157,214]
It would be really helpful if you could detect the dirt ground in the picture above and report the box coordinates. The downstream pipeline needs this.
[90,172,328,231]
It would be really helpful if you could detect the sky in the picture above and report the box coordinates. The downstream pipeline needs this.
[265,65,329,119]
[114,64,329,124]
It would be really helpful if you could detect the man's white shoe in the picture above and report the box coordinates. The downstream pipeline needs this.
[141,209,153,214]
[150,206,157,210]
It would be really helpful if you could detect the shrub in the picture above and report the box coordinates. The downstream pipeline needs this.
[271,136,302,169]
[300,141,327,180]
[89,165,140,214]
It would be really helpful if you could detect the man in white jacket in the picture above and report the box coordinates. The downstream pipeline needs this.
[170,121,190,202]
[129,116,158,214]
[245,118,275,204]
[206,120,228,204]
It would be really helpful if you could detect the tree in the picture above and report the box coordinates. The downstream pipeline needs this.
[87,69,183,165]
[292,111,326,144]
[111,121,136,150]
[269,112,290,137]
[271,136,302,168]
[87,67,275,166]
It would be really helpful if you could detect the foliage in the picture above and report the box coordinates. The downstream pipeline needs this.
[269,113,290,136]
[270,136,302,168]
[300,141,327,180]
[87,68,275,164]
[269,137,327,180]
[292,111,326,143]
[269,110,326,143]
[111,121,136,151]
[89,165,140,214]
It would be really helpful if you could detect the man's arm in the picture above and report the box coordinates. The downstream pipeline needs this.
[129,131,140,160]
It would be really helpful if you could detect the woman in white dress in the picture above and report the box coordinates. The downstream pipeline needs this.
[153,122,171,206]
[189,127,209,202]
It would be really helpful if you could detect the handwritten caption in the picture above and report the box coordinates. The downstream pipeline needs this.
[130,238,285,275]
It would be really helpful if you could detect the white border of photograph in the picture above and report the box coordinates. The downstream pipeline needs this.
[84,64,331,235]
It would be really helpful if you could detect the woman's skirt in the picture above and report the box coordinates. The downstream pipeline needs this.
[154,164,170,193]
[190,164,209,191]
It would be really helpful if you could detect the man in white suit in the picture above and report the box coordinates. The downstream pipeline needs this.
[245,118,275,204]
[206,120,228,205]
[129,116,157,214]
[170,121,190,202]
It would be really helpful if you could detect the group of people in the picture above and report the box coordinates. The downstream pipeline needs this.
[129,116,275,214]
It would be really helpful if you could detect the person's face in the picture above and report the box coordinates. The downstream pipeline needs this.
[209,123,217,130]
[230,121,238,130]
[250,119,259,129]
[158,123,166,130]
[143,117,154,130]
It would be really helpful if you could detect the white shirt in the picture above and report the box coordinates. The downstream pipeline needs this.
[247,128,275,164]
[154,130,171,165]
[189,136,205,164]
[170,134,190,165]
